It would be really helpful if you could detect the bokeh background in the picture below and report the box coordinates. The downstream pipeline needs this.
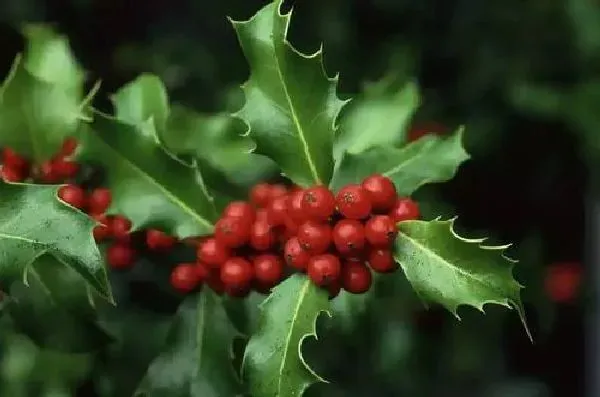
[0,0,597,396]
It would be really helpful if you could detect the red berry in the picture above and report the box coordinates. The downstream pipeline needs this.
[407,121,447,142]
[1,148,28,170]
[255,208,273,224]
[302,185,336,220]
[287,189,307,224]
[145,229,176,251]
[52,158,79,179]
[106,243,136,269]
[341,261,372,294]
[253,254,284,288]
[335,184,372,220]
[111,215,132,242]
[0,166,24,182]
[365,215,397,247]
[223,201,256,223]
[267,195,288,226]
[307,254,341,287]
[249,220,276,251]
[332,219,366,256]
[88,188,112,215]
[361,174,397,212]
[221,257,254,289]
[284,237,311,271]
[368,248,396,273]
[197,237,230,268]
[297,221,332,254]
[195,261,210,281]
[250,183,273,208]
[60,137,78,157]
[389,197,420,223]
[545,262,582,303]
[170,263,200,293]
[38,160,60,183]
[58,184,86,209]
[92,214,112,242]
[269,184,288,200]
[215,216,251,248]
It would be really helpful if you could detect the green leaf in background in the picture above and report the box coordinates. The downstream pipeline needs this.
[242,274,330,397]
[0,182,111,299]
[231,0,347,187]
[330,128,469,193]
[393,218,530,339]
[135,290,243,397]
[0,25,88,161]
[333,79,419,162]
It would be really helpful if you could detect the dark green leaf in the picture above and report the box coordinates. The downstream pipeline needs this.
[242,274,330,397]
[135,290,243,397]
[231,0,347,187]
[330,128,469,194]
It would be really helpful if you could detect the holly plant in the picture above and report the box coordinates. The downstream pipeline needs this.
[0,1,530,396]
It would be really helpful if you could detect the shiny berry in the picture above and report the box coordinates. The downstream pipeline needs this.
[361,174,397,212]
[341,261,372,294]
[52,158,79,179]
[389,197,420,223]
[106,243,136,269]
[197,237,230,268]
[60,137,78,157]
[302,185,336,220]
[250,183,273,208]
[170,263,200,293]
[297,221,332,254]
[1,166,24,182]
[111,215,132,242]
[269,184,288,200]
[335,184,372,219]
[1,148,28,170]
[58,184,86,209]
[88,188,112,215]
[223,201,256,223]
[365,215,397,247]
[221,257,254,289]
[253,254,284,288]
[284,237,311,271]
[249,220,276,251]
[145,229,176,251]
[215,217,251,248]
[287,189,307,224]
[267,195,288,226]
[368,248,396,273]
[307,254,341,287]
[332,219,366,256]
[92,214,112,242]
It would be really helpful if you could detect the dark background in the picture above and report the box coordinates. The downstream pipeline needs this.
[0,0,595,396]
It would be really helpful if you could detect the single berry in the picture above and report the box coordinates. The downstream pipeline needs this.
[335,184,372,220]
[52,158,79,179]
[223,201,256,224]
[287,189,307,224]
[111,215,132,242]
[361,174,397,212]
[1,147,28,170]
[197,237,230,268]
[269,184,288,200]
[284,236,311,271]
[389,197,420,223]
[88,188,112,215]
[365,215,397,247]
[368,248,396,273]
[341,261,372,294]
[0,166,24,182]
[267,195,288,226]
[297,221,332,254]
[215,216,251,248]
[106,243,136,269]
[146,229,176,251]
[250,183,273,208]
[38,160,60,183]
[302,185,336,220]
[60,137,78,157]
[249,220,276,251]
[170,263,200,293]
[332,219,366,256]
[307,254,341,287]
[58,184,86,209]
[92,214,112,242]
[253,254,284,288]
[221,257,254,289]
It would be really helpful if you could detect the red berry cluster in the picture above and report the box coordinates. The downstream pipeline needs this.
[185,175,420,299]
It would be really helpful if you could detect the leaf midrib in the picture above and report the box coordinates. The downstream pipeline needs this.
[382,139,433,178]
[195,292,206,389]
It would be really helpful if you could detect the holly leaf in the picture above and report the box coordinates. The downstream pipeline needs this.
[0,25,88,161]
[231,0,347,187]
[393,218,531,339]
[0,182,111,299]
[135,290,243,397]
[330,127,469,194]
[242,274,330,397]
[333,79,419,162]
